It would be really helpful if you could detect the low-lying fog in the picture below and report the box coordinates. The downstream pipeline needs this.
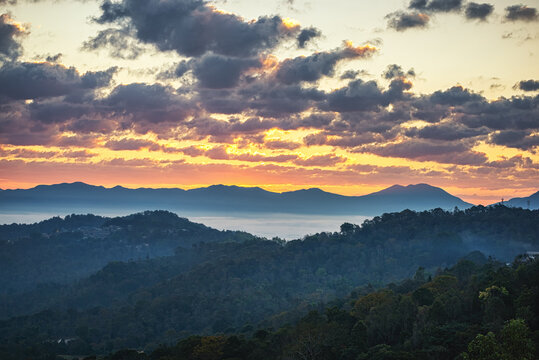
[0,211,370,240]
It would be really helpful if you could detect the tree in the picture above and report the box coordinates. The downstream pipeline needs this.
[464,332,503,360]
[499,319,535,360]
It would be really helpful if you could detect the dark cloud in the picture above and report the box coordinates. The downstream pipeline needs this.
[81,28,145,60]
[427,85,483,106]
[103,83,197,128]
[489,130,539,150]
[0,13,27,60]
[192,55,261,88]
[199,81,325,117]
[359,139,468,158]
[184,117,274,140]
[388,0,492,30]
[60,150,97,159]
[516,79,539,92]
[104,138,160,151]
[340,70,364,80]
[382,64,415,79]
[293,154,345,167]
[157,60,192,80]
[386,11,430,31]
[325,79,388,112]
[325,78,411,113]
[46,53,62,62]
[458,95,539,131]
[485,155,536,169]
[275,42,377,84]
[464,3,494,20]
[179,145,298,163]
[306,133,383,148]
[504,4,538,22]
[0,62,116,100]
[409,0,462,13]
[297,27,321,48]
[358,139,488,165]
[89,0,302,59]
[61,116,115,134]
[81,67,118,89]
[405,123,488,141]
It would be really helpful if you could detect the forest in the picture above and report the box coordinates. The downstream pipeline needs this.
[104,254,539,360]
[0,206,537,359]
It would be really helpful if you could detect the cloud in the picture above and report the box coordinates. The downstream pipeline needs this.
[515,79,539,92]
[382,64,415,79]
[409,0,462,13]
[388,0,493,30]
[485,155,536,169]
[89,0,303,59]
[340,70,364,80]
[504,4,538,22]
[386,11,430,31]
[104,138,160,151]
[275,41,377,84]
[0,62,117,100]
[297,27,321,48]
[464,3,494,21]
[458,95,539,132]
[489,130,539,150]
[358,139,488,165]
[0,13,27,60]
[427,85,483,106]
[81,28,145,60]
[199,81,325,117]
[293,154,346,167]
[103,83,198,129]
[191,54,261,88]
[325,78,411,113]
[178,145,298,163]
[405,123,488,141]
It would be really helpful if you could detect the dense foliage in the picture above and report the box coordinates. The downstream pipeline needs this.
[0,206,537,358]
[109,256,539,360]
[0,211,256,294]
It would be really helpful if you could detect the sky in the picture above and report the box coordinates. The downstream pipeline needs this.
[0,0,538,204]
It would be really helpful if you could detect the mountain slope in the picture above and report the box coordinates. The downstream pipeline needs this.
[505,190,539,209]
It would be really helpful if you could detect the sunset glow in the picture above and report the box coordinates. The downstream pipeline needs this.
[0,0,538,205]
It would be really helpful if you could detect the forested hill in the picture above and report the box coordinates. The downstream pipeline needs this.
[0,205,538,358]
[107,255,539,360]
[0,211,257,293]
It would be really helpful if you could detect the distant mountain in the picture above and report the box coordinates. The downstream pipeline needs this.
[504,191,539,209]
[0,182,473,217]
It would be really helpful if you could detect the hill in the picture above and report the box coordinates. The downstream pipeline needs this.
[505,190,539,209]
[0,205,537,356]
[107,256,539,360]
[0,211,256,294]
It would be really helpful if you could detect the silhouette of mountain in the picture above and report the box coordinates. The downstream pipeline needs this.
[0,182,473,216]
[504,191,539,209]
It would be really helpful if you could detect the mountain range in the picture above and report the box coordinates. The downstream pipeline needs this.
[0,182,482,217]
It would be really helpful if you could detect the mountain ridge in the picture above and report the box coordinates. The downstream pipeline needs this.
[0,182,479,217]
